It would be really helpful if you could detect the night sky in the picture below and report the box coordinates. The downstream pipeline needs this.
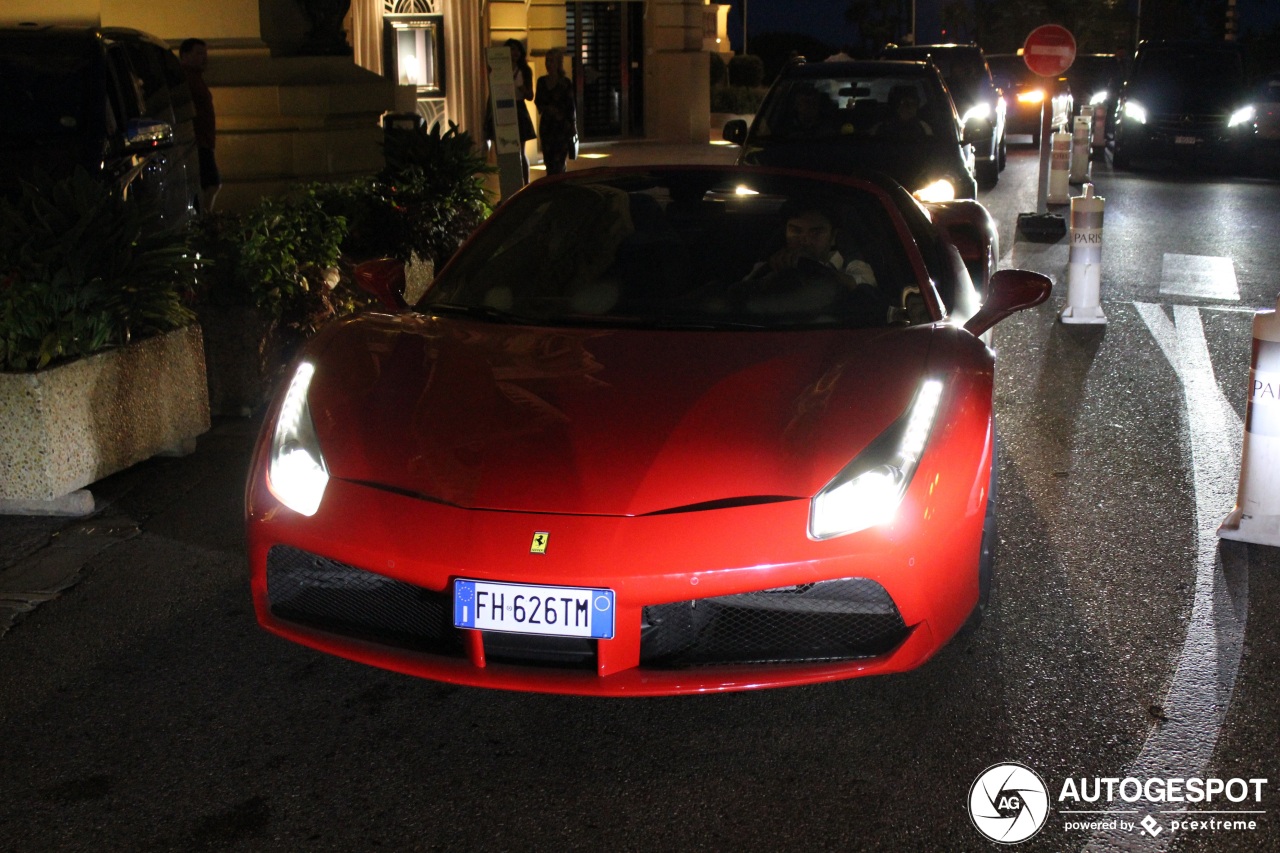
[725,0,1280,53]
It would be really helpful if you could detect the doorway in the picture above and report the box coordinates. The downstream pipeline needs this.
[567,2,644,139]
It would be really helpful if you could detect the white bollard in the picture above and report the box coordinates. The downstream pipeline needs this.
[1047,131,1072,205]
[1070,115,1092,184]
[1090,103,1107,152]
[1060,184,1107,324]
[1218,294,1280,546]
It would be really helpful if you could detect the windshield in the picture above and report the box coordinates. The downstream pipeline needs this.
[0,36,101,146]
[1133,46,1244,91]
[424,172,920,331]
[753,75,958,143]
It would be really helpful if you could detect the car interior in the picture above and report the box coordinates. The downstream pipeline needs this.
[431,177,935,330]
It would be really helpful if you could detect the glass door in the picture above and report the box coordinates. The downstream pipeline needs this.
[567,2,644,139]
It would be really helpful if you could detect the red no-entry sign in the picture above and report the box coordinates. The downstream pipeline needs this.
[1022,25,1077,77]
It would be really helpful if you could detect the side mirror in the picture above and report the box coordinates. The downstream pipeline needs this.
[352,258,408,311]
[123,118,174,151]
[722,119,748,145]
[963,269,1052,337]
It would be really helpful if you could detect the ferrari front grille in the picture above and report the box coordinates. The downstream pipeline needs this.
[639,577,909,667]
[265,545,464,657]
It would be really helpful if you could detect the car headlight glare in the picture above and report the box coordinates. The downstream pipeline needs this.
[961,102,992,124]
[809,379,944,539]
[1016,89,1045,105]
[913,179,956,203]
[1124,101,1147,124]
[268,362,329,516]
[1228,105,1256,127]
[1089,90,1109,106]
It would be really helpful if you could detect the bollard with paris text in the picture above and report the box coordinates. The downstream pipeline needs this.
[1090,103,1107,152]
[1070,115,1091,184]
[1047,131,1072,204]
[1060,184,1107,324]
[1219,295,1280,546]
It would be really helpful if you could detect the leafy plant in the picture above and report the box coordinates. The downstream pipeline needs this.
[0,168,199,372]
[323,120,495,269]
[711,85,767,114]
[195,184,365,338]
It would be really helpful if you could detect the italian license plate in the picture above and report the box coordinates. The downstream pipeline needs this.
[453,580,615,639]
[1175,135,1198,145]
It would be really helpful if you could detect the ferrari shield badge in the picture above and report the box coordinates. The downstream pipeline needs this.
[530,532,550,554]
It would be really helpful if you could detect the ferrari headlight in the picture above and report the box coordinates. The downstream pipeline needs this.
[961,103,992,125]
[913,179,956,203]
[809,379,944,539]
[268,361,329,516]
[1123,101,1148,125]
[1016,89,1045,105]
[1228,105,1256,127]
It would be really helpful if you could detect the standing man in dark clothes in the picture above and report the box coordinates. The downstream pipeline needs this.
[179,38,219,211]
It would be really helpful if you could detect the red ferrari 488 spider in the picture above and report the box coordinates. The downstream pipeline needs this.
[246,166,1049,695]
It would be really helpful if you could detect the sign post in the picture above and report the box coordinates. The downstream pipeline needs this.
[1017,24,1077,241]
[486,46,527,200]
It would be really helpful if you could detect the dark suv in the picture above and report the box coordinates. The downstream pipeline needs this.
[722,59,977,201]
[1112,40,1255,169]
[880,43,1006,188]
[0,25,200,227]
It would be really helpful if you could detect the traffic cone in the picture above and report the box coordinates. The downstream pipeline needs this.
[1047,131,1072,204]
[1070,116,1091,184]
[1060,184,1107,324]
[1219,294,1280,546]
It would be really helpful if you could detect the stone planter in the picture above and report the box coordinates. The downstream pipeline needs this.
[0,325,211,516]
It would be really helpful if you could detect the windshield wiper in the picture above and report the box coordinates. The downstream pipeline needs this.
[420,302,539,325]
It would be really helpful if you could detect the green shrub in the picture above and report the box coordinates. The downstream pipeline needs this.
[332,119,494,269]
[192,120,493,342]
[710,86,767,114]
[710,52,728,87]
[0,168,199,372]
[728,54,765,88]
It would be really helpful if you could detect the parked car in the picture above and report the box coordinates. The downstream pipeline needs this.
[246,164,1052,695]
[880,43,1007,188]
[0,24,200,227]
[1112,40,1255,170]
[987,53,1073,145]
[723,59,978,202]
[1253,72,1280,143]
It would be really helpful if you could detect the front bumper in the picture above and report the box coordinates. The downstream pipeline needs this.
[247,469,984,695]
[1116,115,1254,161]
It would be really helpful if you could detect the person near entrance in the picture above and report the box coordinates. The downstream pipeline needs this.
[178,37,219,211]
[535,47,577,175]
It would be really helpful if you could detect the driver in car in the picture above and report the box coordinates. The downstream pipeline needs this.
[735,199,889,324]
[746,200,877,286]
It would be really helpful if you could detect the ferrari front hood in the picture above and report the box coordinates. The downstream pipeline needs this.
[304,315,936,516]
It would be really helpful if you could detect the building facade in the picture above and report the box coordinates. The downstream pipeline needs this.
[2,0,718,207]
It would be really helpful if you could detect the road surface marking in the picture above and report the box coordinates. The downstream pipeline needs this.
[1085,303,1250,852]
[1158,254,1240,301]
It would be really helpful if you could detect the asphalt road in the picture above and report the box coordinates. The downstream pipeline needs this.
[1,142,1278,853]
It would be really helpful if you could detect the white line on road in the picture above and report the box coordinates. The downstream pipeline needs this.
[1159,254,1240,301]
[1084,304,1250,852]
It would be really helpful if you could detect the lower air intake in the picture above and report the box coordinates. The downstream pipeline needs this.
[640,577,909,667]
[265,545,463,656]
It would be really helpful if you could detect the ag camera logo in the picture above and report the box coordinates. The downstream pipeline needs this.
[969,763,1051,844]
